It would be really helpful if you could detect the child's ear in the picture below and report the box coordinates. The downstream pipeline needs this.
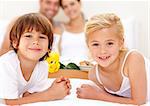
[119,38,124,47]
[12,40,18,49]
[119,38,125,50]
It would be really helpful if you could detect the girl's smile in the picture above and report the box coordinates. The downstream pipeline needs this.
[88,25,122,68]
[98,55,111,61]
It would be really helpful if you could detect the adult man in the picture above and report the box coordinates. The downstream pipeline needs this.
[0,0,60,56]
[39,0,60,26]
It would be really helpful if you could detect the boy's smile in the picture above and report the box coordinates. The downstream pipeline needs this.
[14,30,49,62]
[28,47,42,53]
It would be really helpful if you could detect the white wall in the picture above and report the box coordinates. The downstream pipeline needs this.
[0,0,149,59]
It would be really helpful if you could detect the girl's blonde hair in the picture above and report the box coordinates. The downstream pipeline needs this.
[85,13,126,51]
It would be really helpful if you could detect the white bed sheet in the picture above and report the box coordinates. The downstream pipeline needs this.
[21,78,149,106]
[0,78,149,106]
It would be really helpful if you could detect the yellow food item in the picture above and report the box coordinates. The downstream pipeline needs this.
[46,51,60,73]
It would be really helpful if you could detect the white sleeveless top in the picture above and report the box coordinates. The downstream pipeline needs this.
[52,33,61,53]
[95,49,150,99]
[60,31,89,65]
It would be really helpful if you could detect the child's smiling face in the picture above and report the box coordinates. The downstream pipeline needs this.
[13,29,49,62]
[88,25,123,67]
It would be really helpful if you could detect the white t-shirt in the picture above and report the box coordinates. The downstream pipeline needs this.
[0,50,51,99]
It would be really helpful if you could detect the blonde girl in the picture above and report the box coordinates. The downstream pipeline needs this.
[76,13,149,105]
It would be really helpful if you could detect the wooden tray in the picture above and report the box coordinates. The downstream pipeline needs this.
[48,69,88,79]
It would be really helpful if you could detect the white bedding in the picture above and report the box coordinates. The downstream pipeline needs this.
[21,78,148,106]
[0,78,149,106]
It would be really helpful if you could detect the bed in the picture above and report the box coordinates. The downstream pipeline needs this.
[22,70,148,106]
[0,70,149,106]
[22,78,149,106]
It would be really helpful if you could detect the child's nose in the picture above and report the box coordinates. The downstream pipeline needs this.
[32,39,39,45]
[100,46,107,54]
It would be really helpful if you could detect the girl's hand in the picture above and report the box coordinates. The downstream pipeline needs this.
[22,92,37,97]
[76,84,106,99]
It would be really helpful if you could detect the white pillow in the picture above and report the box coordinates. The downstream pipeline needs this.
[122,17,136,49]
[0,20,10,48]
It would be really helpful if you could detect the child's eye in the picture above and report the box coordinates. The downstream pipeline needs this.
[108,42,114,45]
[39,36,47,39]
[92,43,99,46]
[25,35,32,38]
[106,42,114,47]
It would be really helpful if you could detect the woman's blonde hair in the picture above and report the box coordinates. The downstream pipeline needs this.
[85,13,126,51]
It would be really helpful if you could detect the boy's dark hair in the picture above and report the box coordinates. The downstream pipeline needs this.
[9,13,53,60]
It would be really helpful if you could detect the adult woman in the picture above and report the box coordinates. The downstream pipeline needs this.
[56,0,90,65]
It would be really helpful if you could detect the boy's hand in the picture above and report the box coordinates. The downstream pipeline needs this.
[47,81,70,100]
[55,76,71,89]
[23,92,32,97]
[44,77,71,100]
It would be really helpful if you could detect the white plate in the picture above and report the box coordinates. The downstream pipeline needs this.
[79,66,93,71]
